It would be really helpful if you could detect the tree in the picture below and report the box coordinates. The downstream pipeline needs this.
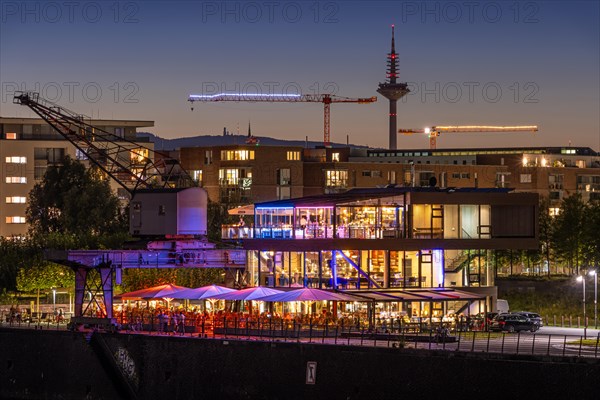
[537,196,555,277]
[16,261,74,315]
[206,199,239,244]
[582,200,600,270]
[27,156,126,238]
[553,194,586,275]
[0,238,37,294]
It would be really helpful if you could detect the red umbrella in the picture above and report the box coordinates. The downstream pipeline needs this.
[119,283,190,300]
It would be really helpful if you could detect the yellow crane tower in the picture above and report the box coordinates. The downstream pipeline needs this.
[398,125,539,149]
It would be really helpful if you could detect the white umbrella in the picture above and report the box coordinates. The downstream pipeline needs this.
[210,286,284,301]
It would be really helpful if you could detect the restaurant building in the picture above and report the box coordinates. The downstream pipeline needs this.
[234,187,539,319]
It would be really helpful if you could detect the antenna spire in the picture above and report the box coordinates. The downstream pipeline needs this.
[387,24,399,84]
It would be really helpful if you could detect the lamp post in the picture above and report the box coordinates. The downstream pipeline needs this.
[589,270,598,329]
[577,275,587,339]
[52,288,56,314]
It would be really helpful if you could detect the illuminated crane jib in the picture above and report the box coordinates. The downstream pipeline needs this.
[188,92,377,147]
[398,125,539,149]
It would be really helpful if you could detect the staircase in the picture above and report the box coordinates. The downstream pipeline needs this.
[445,252,471,273]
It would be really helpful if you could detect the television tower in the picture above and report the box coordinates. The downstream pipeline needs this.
[377,25,410,150]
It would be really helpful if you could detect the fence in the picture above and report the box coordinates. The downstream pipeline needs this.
[4,312,600,360]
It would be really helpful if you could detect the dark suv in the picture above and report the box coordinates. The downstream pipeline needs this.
[490,314,537,333]
[513,312,543,329]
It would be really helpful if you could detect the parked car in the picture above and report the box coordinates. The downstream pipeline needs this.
[513,311,543,328]
[474,312,501,330]
[489,313,538,333]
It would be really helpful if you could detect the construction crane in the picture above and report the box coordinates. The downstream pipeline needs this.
[13,91,246,324]
[13,91,194,194]
[398,125,539,149]
[188,93,377,147]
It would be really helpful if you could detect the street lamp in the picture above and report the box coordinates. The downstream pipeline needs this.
[589,270,598,329]
[577,275,587,339]
[52,288,56,315]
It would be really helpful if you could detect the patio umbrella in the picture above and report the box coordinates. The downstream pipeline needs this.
[256,288,359,302]
[172,284,237,300]
[210,286,285,316]
[210,286,284,301]
[118,284,190,300]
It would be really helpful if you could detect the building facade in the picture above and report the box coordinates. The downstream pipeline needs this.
[0,117,154,238]
[180,144,599,216]
[238,187,539,318]
[180,145,305,204]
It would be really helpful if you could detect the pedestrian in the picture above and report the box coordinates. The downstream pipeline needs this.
[178,311,186,335]
[171,312,178,334]
[157,310,165,334]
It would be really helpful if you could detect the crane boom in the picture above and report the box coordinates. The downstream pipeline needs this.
[188,93,377,147]
[13,91,194,194]
[399,125,539,149]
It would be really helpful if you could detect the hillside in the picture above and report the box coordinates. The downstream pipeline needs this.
[138,132,370,151]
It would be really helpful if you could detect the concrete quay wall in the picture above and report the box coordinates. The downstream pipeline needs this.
[1,328,599,400]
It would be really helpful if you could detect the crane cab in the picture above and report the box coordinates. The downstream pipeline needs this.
[129,187,208,237]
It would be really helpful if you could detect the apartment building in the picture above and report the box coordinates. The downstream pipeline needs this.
[180,144,599,214]
[179,145,305,204]
[0,117,154,237]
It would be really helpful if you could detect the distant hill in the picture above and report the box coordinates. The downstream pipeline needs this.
[137,132,370,151]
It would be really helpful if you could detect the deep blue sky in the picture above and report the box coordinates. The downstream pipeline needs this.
[1,1,598,149]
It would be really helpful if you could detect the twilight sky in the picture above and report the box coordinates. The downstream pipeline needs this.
[1,1,598,150]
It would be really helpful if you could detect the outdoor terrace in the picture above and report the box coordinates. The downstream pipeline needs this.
[238,187,517,241]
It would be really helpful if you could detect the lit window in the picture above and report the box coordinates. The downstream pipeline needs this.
[130,148,149,164]
[549,208,560,216]
[286,151,301,161]
[5,156,26,164]
[220,150,255,161]
[76,149,88,161]
[278,168,291,185]
[5,216,26,224]
[191,170,202,183]
[5,177,27,184]
[520,174,532,183]
[219,168,251,186]
[325,170,348,187]
[6,132,17,140]
[332,152,340,162]
[6,196,27,204]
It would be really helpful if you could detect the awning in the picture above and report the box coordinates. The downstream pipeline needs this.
[228,205,255,215]
[342,288,485,301]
